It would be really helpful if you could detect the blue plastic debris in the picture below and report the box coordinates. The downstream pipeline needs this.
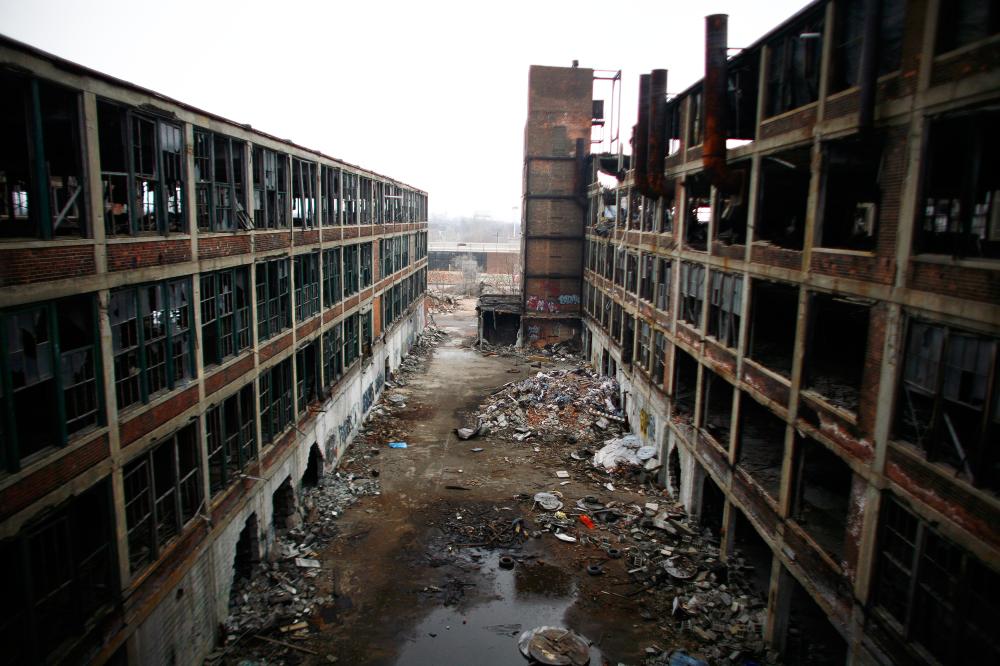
[669,650,708,666]
[387,442,407,449]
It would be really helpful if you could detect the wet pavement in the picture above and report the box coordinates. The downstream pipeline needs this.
[226,300,674,665]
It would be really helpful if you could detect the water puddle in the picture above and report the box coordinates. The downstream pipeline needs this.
[394,552,605,665]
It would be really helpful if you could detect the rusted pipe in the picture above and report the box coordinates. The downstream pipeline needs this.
[703,14,732,191]
[857,0,880,132]
[633,73,651,195]
[647,69,668,196]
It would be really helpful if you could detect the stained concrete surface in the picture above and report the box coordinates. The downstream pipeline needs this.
[249,300,670,665]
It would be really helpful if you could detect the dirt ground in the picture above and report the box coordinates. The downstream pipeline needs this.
[228,299,681,665]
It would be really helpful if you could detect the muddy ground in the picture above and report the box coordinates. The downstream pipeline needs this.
[224,299,693,666]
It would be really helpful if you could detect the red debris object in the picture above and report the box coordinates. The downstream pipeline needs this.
[579,515,595,530]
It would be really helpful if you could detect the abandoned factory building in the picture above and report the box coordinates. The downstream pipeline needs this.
[521,0,1000,664]
[0,36,428,663]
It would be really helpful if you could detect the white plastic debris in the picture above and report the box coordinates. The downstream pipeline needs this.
[592,434,644,470]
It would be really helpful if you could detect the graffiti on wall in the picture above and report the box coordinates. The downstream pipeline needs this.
[362,384,375,412]
[525,293,580,313]
[526,325,541,341]
[338,411,356,448]
[639,408,656,441]
[375,371,385,394]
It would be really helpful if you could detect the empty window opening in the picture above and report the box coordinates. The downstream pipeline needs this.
[829,0,905,93]
[714,165,750,246]
[302,444,323,488]
[804,294,871,412]
[733,510,772,598]
[636,320,652,371]
[625,252,638,294]
[894,320,999,491]
[194,129,247,232]
[918,109,1000,259]
[785,571,848,666]
[936,0,1000,54]
[820,137,882,251]
[252,146,288,229]
[757,147,811,250]
[703,370,734,445]
[747,279,798,378]
[874,494,1000,663]
[1,478,115,664]
[792,436,853,561]
[679,262,705,328]
[271,477,298,532]
[737,394,786,499]
[652,331,668,388]
[765,10,824,117]
[291,159,316,228]
[639,254,655,302]
[684,175,711,252]
[707,271,743,348]
[482,311,520,346]
[622,315,635,366]
[700,471,726,537]
[321,166,341,226]
[0,71,87,239]
[668,446,682,498]
[655,258,672,312]
[672,348,698,421]
[232,513,259,586]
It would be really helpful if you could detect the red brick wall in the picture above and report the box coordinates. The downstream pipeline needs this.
[204,353,255,398]
[742,361,791,412]
[0,433,109,522]
[107,239,191,272]
[0,244,96,286]
[296,316,321,339]
[750,244,803,271]
[759,106,817,140]
[254,231,291,253]
[930,39,1000,87]
[810,251,894,285]
[907,261,1000,304]
[120,385,199,447]
[258,331,292,363]
[198,235,251,260]
[293,229,319,246]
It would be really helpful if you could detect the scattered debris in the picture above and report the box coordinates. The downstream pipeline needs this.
[387,441,408,449]
[517,626,591,665]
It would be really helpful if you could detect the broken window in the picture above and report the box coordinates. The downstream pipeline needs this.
[342,172,358,225]
[639,254,655,302]
[679,262,705,328]
[702,370,733,445]
[357,241,371,288]
[684,175,710,252]
[98,100,184,235]
[829,0,905,93]
[0,71,87,238]
[747,279,798,378]
[110,279,193,410]
[874,494,1000,663]
[200,266,251,367]
[358,177,372,224]
[323,247,342,307]
[206,383,256,496]
[194,129,247,232]
[737,394,786,498]
[602,243,614,280]
[255,258,291,341]
[757,147,811,250]
[894,320,999,490]
[625,252,638,294]
[791,435,852,561]
[610,302,622,345]
[343,244,360,296]
[123,422,201,571]
[765,11,824,117]
[259,358,293,445]
[819,136,882,251]
[936,0,1000,54]
[673,348,698,420]
[322,166,341,226]
[251,146,288,229]
[653,331,667,388]
[804,294,870,412]
[293,252,320,322]
[917,109,1000,259]
[622,316,635,366]
[1,294,102,471]
[291,158,316,228]
[688,89,704,146]
[361,309,373,359]
[296,340,320,414]
[343,313,360,367]
[1,478,115,663]
[637,320,652,372]
[323,323,344,386]
[655,258,672,312]
[707,271,743,348]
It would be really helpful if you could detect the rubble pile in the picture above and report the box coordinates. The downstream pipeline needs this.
[515,492,775,665]
[474,368,626,447]
[427,290,459,313]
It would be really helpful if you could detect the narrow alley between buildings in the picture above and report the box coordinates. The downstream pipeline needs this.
[214,299,831,666]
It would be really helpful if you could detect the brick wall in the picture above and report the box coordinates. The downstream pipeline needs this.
[107,239,191,272]
[254,231,290,253]
[0,433,109,522]
[0,244,96,286]
[258,331,292,363]
[908,261,1000,304]
[120,385,199,447]
[204,353,255,398]
[198,235,251,260]
[759,106,817,140]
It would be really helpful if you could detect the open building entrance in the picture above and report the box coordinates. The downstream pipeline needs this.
[803,293,871,413]
[672,348,698,422]
[271,477,298,532]
[785,572,848,665]
[733,509,772,599]
[700,471,725,538]
[668,446,682,499]
[232,513,259,587]
[747,279,798,378]
[791,436,853,562]
[302,443,323,488]
[737,393,786,499]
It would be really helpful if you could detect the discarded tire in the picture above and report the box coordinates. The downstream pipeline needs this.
[607,548,622,559]
[499,555,516,569]
[586,564,604,576]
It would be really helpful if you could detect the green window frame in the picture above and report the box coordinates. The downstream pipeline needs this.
[193,129,247,232]
[294,252,321,322]
[205,383,256,496]
[255,258,291,341]
[323,324,344,386]
[343,244,359,296]
[200,266,251,367]
[296,340,320,414]
[322,247,342,308]
[251,146,288,229]
[259,358,293,444]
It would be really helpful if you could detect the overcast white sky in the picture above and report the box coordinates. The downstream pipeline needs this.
[1,0,810,221]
